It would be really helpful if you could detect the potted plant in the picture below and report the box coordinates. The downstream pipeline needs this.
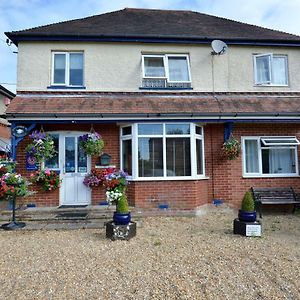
[83,167,115,188]
[222,137,241,160]
[30,169,61,191]
[238,191,257,222]
[0,171,30,230]
[79,132,104,156]
[26,130,56,165]
[104,170,131,225]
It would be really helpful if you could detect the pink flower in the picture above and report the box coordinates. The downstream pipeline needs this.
[44,169,51,176]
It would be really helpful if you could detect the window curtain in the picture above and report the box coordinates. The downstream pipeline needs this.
[268,148,294,174]
[272,57,287,85]
[69,53,83,85]
[144,57,165,77]
[168,57,189,81]
[256,55,271,84]
[54,54,66,84]
[245,140,259,173]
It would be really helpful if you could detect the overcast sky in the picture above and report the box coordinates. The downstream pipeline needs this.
[1,0,300,93]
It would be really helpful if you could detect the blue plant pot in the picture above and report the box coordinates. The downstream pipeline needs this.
[238,210,257,222]
[113,212,131,225]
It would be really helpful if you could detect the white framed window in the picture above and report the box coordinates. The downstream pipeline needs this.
[120,123,205,180]
[142,54,191,88]
[242,136,299,177]
[52,52,84,86]
[253,53,288,86]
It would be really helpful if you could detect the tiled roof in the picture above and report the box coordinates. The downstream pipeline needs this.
[6,8,300,45]
[6,93,300,119]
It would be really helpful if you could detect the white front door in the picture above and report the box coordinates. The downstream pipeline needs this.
[60,134,91,206]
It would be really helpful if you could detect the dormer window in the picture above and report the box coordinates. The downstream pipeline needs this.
[253,54,288,86]
[142,54,191,89]
[52,52,84,87]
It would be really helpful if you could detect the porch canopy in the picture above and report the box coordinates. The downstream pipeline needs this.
[6,92,300,122]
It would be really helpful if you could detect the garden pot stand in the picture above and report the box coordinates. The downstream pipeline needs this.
[106,221,136,240]
[1,196,26,230]
[233,218,261,237]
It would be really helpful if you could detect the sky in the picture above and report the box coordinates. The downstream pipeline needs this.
[1,0,300,94]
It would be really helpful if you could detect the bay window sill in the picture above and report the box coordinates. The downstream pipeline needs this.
[128,176,209,182]
[243,174,299,178]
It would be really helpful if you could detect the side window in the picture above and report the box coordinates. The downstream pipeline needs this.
[254,54,288,86]
[52,52,84,86]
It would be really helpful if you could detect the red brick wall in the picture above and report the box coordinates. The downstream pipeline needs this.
[0,123,10,140]
[14,122,300,209]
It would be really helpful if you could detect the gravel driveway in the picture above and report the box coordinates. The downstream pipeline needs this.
[0,209,299,300]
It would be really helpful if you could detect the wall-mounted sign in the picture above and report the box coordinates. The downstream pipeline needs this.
[12,126,28,138]
[26,154,37,171]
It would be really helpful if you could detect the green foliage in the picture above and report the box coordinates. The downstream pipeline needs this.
[116,193,129,214]
[30,169,61,191]
[241,191,255,212]
[222,137,241,160]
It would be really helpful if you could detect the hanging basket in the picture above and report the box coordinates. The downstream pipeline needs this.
[78,128,104,156]
[222,137,241,160]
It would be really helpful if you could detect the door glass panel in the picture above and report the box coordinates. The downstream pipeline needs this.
[45,134,59,169]
[65,137,75,173]
[78,138,87,173]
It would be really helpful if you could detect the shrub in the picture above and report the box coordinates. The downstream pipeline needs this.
[116,194,129,214]
[241,191,255,212]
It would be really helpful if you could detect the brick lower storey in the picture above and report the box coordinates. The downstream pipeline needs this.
[14,122,300,210]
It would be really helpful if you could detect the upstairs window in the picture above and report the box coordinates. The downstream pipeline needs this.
[242,136,299,177]
[253,54,288,86]
[52,52,84,86]
[142,54,191,89]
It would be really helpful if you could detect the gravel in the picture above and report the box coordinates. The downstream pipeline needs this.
[0,209,299,300]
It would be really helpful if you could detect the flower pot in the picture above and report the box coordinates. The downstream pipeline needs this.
[113,212,131,225]
[238,210,257,222]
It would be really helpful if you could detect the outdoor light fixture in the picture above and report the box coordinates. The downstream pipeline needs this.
[12,126,27,138]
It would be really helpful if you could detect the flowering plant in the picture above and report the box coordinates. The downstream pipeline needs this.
[30,169,61,191]
[0,173,30,199]
[79,132,104,156]
[26,130,56,164]
[222,137,241,160]
[83,167,115,188]
[104,170,129,213]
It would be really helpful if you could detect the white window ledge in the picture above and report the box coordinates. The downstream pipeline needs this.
[243,174,299,179]
[128,176,209,182]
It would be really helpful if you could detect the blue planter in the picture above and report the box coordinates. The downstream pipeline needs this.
[238,210,257,222]
[113,212,131,225]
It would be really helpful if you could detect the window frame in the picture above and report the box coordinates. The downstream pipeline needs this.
[242,136,299,178]
[142,54,192,83]
[253,53,288,86]
[120,123,205,181]
[51,51,84,87]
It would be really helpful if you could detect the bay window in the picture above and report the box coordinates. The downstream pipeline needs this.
[52,52,84,86]
[120,123,205,179]
[253,54,288,86]
[242,136,299,177]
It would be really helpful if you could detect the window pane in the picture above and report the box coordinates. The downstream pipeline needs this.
[273,56,287,85]
[168,57,190,82]
[255,55,271,84]
[122,139,132,176]
[54,54,66,84]
[262,148,296,174]
[196,139,203,175]
[195,126,202,135]
[166,138,191,176]
[45,134,59,169]
[65,137,75,173]
[138,124,163,135]
[77,139,87,173]
[138,138,163,177]
[144,57,165,77]
[122,126,132,136]
[69,53,83,86]
[245,140,259,173]
[165,124,190,135]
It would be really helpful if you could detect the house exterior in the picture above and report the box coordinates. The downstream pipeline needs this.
[0,85,14,154]
[4,8,300,209]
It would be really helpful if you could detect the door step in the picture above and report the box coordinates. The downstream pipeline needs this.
[55,212,88,220]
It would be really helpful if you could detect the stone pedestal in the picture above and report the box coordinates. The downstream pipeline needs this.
[106,221,136,240]
[233,218,262,237]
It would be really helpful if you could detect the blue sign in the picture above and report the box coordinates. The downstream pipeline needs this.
[26,154,38,171]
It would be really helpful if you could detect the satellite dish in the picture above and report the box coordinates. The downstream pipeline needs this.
[211,40,228,55]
